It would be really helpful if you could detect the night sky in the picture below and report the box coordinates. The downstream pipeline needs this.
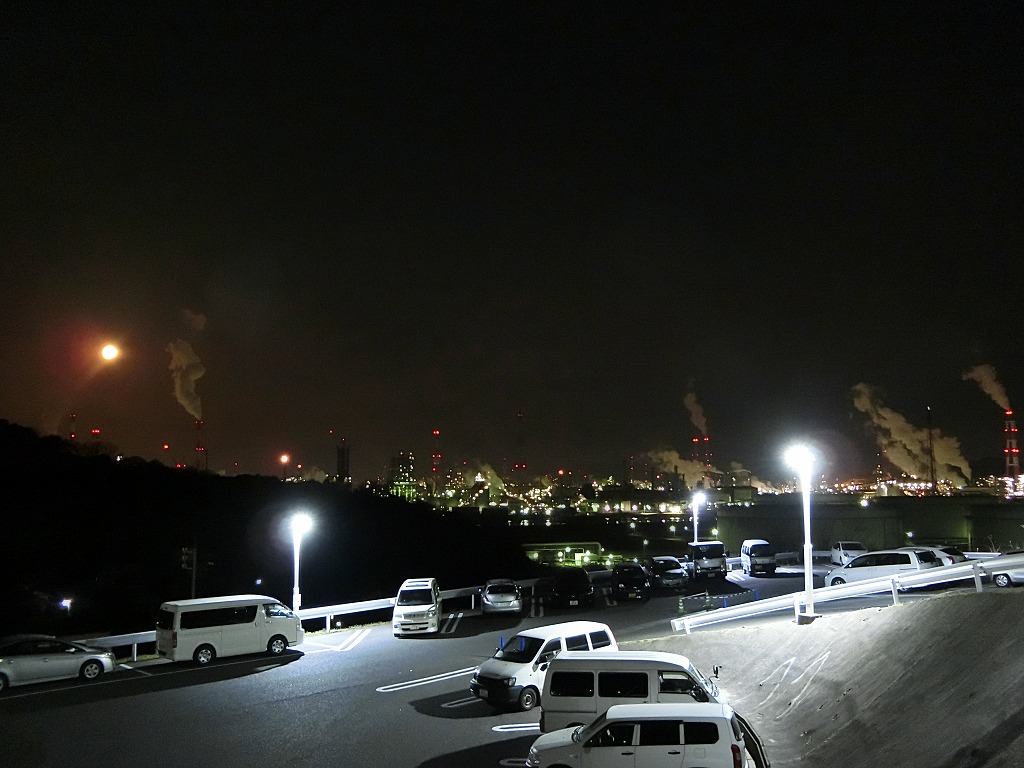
[2,3,1021,484]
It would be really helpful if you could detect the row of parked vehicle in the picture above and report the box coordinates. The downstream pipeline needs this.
[468,619,769,767]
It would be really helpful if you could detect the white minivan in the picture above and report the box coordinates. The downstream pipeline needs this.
[392,577,441,636]
[740,539,776,576]
[825,548,940,587]
[155,594,304,665]
[540,650,725,732]
[469,620,617,711]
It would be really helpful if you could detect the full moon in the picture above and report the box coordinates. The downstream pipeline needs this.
[100,344,119,361]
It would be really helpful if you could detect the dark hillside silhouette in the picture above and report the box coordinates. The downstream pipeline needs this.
[0,420,540,635]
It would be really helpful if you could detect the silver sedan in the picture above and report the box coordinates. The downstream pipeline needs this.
[0,634,117,693]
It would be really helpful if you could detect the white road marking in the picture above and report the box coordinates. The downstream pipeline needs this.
[441,612,463,633]
[375,666,477,692]
[303,627,372,652]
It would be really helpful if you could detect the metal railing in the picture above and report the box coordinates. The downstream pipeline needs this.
[670,552,1024,634]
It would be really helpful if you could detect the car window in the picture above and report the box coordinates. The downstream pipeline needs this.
[639,720,681,746]
[566,634,589,651]
[659,671,697,694]
[494,635,543,662]
[683,721,721,744]
[549,671,594,697]
[589,630,613,649]
[34,639,70,654]
[586,722,635,748]
[264,603,294,618]
[894,553,911,565]
[916,551,937,563]
[598,671,649,698]
[849,554,874,568]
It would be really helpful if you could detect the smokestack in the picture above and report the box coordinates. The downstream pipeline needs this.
[1006,410,1020,481]
[194,419,207,470]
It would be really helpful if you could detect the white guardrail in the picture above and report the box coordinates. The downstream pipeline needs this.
[670,552,1024,635]
[82,553,1021,658]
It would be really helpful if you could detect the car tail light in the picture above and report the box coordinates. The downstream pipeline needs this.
[172,631,178,649]
[731,743,742,768]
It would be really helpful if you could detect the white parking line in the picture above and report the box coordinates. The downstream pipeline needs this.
[375,666,477,692]
[441,612,463,633]
[303,627,372,653]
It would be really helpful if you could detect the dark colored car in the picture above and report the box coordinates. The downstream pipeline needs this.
[611,562,652,601]
[543,566,596,607]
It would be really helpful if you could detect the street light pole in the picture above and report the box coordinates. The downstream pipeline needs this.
[785,445,816,619]
[291,513,313,611]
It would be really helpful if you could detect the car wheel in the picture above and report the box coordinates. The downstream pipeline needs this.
[830,577,846,586]
[519,686,539,711]
[267,635,288,655]
[193,644,216,666]
[993,573,1011,588]
[80,660,104,681]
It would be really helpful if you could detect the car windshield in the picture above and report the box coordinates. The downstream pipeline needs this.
[749,544,773,556]
[692,544,724,557]
[494,634,543,663]
[397,588,433,606]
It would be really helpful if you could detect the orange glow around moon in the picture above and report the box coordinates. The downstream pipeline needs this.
[100,344,119,361]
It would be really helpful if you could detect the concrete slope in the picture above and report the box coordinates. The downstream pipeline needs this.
[625,589,1024,768]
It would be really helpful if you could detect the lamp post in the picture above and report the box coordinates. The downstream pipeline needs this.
[290,513,313,611]
[279,454,291,480]
[691,492,706,544]
[785,445,816,619]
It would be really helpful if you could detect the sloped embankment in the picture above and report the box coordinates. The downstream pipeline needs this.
[625,590,1024,768]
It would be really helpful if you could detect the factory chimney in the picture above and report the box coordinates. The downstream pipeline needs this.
[1005,410,1020,481]
[194,419,207,470]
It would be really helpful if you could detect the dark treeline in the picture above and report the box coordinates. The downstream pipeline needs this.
[0,420,540,636]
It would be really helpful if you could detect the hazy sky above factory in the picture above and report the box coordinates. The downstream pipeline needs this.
[2,2,1021,483]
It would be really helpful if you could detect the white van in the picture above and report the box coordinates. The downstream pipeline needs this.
[740,539,776,576]
[469,620,617,711]
[155,594,304,665]
[686,540,728,579]
[824,548,940,587]
[540,650,725,732]
[392,577,441,635]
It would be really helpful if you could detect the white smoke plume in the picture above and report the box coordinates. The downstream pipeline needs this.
[962,364,1011,411]
[182,309,208,332]
[167,339,205,420]
[647,449,715,490]
[851,383,971,485]
[683,388,708,436]
[728,461,777,492]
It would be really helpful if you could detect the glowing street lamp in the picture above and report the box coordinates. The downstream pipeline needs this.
[691,492,706,544]
[279,453,290,480]
[100,344,119,361]
[290,512,313,611]
[785,444,817,619]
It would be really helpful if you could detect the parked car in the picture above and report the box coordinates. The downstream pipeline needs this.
[830,540,869,565]
[0,634,117,693]
[649,555,689,588]
[479,578,523,615]
[685,540,729,579]
[825,548,940,586]
[740,539,777,576]
[898,545,967,566]
[526,702,761,768]
[991,550,1024,588]
[543,566,596,608]
[611,563,652,601]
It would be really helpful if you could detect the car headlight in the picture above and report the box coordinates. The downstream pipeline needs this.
[526,747,540,768]
[503,676,516,687]
[427,606,437,616]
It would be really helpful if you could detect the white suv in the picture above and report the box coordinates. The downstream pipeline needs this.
[527,701,758,768]
[825,548,940,587]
